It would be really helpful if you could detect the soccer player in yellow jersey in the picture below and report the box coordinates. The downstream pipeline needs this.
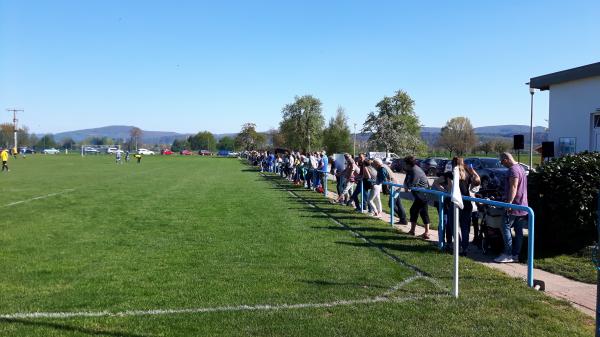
[1,148,9,172]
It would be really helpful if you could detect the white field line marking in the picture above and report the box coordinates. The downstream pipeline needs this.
[3,189,76,207]
[0,278,450,320]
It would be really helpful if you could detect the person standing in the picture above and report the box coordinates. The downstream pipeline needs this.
[1,148,9,172]
[403,156,431,239]
[495,152,528,263]
[448,157,480,256]
[12,147,18,159]
[115,150,122,164]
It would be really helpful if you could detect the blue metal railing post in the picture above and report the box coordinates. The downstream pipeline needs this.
[389,188,394,225]
[323,170,327,198]
[438,194,445,250]
[360,180,364,212]
[527,208,535,288]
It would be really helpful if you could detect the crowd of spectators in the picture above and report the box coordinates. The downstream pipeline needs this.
[245,150,528,262]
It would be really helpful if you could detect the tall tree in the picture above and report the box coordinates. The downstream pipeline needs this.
[129,127,143,150]
[362,90,424,155]
[188,131,216,151]
[217,136,235,151]
[0,123,14,147]
[234,123,266,151]
[171,138,189,152]
[322,107,352,154]
[61,137,76,150]
[36,134,57,149]
[279,95,325,151]
[437,117,478,156]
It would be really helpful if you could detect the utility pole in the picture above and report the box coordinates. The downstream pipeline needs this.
[6,109,23,150]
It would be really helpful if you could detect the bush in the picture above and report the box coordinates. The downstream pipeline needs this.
[529,151,600,255]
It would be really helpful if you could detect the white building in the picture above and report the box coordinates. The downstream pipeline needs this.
[530,62,600,155]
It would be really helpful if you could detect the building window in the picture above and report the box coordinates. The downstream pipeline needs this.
[594,114,600,128]
[558,137,576,155]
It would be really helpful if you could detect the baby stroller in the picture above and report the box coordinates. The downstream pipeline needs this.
[479,204,505,254]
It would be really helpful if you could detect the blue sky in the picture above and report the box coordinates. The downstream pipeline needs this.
[1,1,599,134]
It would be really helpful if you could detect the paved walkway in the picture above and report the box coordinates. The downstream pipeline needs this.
[324,189,597,317]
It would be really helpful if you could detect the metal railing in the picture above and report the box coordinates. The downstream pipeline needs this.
[382,181,536,288]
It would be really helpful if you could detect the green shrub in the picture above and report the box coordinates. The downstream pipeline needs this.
[529,151,600,255]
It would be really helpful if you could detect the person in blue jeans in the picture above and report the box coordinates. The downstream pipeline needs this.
[495,152,528,263]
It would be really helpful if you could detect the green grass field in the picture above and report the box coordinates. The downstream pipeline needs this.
[0,155,593,336]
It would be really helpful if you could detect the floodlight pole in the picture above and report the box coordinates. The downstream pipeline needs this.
[6,108,23,150]
[529,87,535,168]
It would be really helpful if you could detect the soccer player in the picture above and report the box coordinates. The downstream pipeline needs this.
[115,150,122,164]
[1,148,9,172]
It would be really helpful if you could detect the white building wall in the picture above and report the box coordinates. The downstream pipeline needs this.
[548,76,600,154]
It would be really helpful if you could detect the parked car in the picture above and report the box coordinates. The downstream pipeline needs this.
[180,149,193,155]
[436,159,450,176]
[106,147,119,154]
[217,150,230,156]
[420,157,447,176]
[43,148,60,154]
[390,158,405,172]
[83,147,100,154]
[137,149,155,155]
[199,150,212,156]
[161,149,174,155]
[464,157,509,192]
[19,147,35,154]
[228,152,239,157]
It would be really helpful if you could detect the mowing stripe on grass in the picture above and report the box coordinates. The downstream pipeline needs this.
[0,277,449,320]
[261,173,448,294]
[3,189,76,207]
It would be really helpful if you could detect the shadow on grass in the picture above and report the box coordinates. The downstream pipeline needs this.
[310,226,393,233]
[0,318,151,337]
[299,279,388,289]
[335,241,439,254]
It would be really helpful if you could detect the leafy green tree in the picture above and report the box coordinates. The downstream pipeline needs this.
[322,107,352,154]
[217,136,235,151]
[279,95,325,151]
[234,123,266,150]
[362,90,424,156]
[61,137,76,150]
[36,134,57,149]
[171,139,189,152]
[437,117,478,156]
[188,131,216,151]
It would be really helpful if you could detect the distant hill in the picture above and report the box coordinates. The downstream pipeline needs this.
[48,124,548,147]
[52,125,236,145]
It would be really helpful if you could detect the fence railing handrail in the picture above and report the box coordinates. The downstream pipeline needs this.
[381,181,535,288]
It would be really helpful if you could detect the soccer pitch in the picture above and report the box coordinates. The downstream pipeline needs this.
[0,155,593,336]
